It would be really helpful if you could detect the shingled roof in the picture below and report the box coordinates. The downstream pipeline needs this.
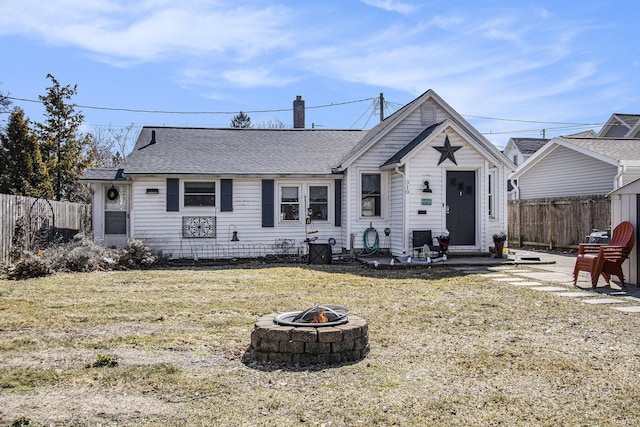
[561,136,640,162]
[509,138,548,155]
[123,127,367,176]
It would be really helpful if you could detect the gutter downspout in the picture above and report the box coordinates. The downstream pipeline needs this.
[395,166,407,254]
[614,163,626,190]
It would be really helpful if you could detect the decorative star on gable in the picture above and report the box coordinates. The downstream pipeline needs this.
[433,135,462,165]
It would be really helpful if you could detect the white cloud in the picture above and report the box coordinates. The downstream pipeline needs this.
[360,0,417,14]
[220,68,298,88]
[0,1,294,64]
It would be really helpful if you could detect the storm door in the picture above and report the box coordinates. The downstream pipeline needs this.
[104,184,129,247]
[446,171,476,245]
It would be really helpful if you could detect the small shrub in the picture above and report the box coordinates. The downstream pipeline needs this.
[10,417,42,427]
[47,233,121,273]
[86,353,119,368]
[117,239,158,269]
[7,252,52,280]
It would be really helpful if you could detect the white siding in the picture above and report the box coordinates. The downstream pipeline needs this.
[345,101,451,252]
[347,113,510,255]
[518,145,617,198]
[389,171,404,254]
[130,177,342,259]
[611,185,640,286]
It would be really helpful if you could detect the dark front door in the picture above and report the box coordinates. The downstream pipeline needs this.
[446,171,476,245]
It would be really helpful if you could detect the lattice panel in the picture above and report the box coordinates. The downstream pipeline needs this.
[182,216,216,238]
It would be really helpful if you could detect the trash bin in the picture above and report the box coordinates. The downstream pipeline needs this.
[587,229,610,244]
[308,243,332,265]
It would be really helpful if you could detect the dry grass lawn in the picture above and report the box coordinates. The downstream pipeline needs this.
[2,263,640,426]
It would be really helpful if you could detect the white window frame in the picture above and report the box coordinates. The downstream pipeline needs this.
[488,170,496,219]
[279,184,301,223]
[359,171,386,220]
[308,184,330,222]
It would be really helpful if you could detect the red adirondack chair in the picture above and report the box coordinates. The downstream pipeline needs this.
[573,221,635,288]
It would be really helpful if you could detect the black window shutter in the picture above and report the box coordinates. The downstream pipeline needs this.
[221,179,233,212]
[166,178,179,212]
[262,179,274,227]
[334,179,342,226]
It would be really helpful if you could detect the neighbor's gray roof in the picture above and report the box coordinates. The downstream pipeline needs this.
[81,168,124,181]
[124,127,368,175]
[615,114,640,128]
[562,136,640,161]
[510,138,548,154]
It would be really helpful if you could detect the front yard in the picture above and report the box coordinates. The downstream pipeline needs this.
[1,264,640,425]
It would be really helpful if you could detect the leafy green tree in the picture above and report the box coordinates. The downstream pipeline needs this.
[36,74,95,201]
[230,111,252,128]
[0,107,53,198]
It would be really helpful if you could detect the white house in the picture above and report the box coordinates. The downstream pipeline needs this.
[503,137,548,167]
[608,179,640,285]
[82,90,514,260]
[509,134,640,200]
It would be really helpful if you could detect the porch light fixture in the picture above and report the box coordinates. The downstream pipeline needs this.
[422,180,432,192]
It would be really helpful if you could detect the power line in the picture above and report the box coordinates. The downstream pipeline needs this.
[6,94,606,137]
[6,95,377,115]
[463,113,597,126]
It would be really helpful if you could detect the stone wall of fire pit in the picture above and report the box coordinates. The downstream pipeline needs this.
[243,313,369,366]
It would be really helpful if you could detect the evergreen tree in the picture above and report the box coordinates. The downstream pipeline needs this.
[230,111,252,128]
[0,107,53,198]
[36,74,95,201]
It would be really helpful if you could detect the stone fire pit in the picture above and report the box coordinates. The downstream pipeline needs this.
[243,305,369,366]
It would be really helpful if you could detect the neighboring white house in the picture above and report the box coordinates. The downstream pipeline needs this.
[509,134,640,200]
[503,137,548,167]
[81,90,514,260]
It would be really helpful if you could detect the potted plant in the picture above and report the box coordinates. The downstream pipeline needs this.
[438,230,450,254]
[492,231,507,258]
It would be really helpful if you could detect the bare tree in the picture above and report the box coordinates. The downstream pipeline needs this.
[255,117,287,129]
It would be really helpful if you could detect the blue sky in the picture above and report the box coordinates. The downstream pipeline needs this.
[0,0,638,150]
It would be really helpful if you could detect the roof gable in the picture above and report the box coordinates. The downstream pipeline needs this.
[334,89,512,171]
[511,135,640,179]
[381,121,443,167]
[598,113,640,138]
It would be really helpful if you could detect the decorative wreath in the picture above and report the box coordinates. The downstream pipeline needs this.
[107,187,119,201]
[328,237,337,246]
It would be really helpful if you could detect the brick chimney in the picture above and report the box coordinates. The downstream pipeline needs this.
[293,95,305,129]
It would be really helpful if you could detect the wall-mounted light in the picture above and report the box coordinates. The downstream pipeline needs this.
[146,188,159,194]
[422,180,432,193]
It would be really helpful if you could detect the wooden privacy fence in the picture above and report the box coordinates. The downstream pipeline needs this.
[508,195,610,250]
[0,193,91,263]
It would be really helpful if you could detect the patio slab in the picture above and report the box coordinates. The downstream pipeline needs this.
[613,306,640,313]
[509,281,544,286]
[583,298,624,305]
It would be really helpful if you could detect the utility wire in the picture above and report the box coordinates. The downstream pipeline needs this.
[6,95,376,115]
[7,94,605,136]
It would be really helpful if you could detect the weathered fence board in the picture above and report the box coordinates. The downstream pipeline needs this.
[0,193,91,263]
[508,195,610,250]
